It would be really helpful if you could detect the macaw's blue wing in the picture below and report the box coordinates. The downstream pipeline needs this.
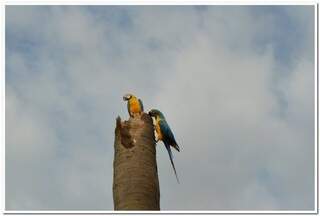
[138,99,144,112]
[164,142,180,183]
[159,120,180,152]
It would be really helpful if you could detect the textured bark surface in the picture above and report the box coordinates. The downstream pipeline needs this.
[113,113,160,210]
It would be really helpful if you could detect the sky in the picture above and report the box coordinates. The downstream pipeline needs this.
[5,5,315,210]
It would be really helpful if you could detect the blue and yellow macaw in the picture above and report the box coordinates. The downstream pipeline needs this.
[148,109,180,183]
[123,94,144,117]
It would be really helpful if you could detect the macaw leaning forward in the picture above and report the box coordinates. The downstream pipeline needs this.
[148,109,180,183]
[123,94,144,117]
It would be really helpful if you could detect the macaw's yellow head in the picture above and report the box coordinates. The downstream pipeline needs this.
[123,93,134,101]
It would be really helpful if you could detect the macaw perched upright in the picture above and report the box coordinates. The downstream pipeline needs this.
[123,94,144,117]
[148,109,180,183]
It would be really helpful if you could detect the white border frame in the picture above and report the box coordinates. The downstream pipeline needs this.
[1,2,5,215]
[1,1,318,214]
[2,1,319,5]
[315,2,318,215]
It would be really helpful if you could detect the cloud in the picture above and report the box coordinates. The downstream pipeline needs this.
[5,5,314,210]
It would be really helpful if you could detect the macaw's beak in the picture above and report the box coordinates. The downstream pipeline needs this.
[123,94,131,101]
[123,95,130,101]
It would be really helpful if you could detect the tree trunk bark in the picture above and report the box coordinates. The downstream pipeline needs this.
[113,113,160,210]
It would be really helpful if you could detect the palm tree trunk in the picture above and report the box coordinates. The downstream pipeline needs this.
[113,113,160,210]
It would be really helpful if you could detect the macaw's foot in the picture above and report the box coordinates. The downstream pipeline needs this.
[129,113,135,119]
[136,113,146,126]
[132,112,143,118]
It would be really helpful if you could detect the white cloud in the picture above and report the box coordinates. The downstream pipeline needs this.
[6,6,314,210]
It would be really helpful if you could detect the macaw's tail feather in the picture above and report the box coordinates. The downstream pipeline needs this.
[165,143,180,184]
[170,157,180,184]
[172,142,180,152]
